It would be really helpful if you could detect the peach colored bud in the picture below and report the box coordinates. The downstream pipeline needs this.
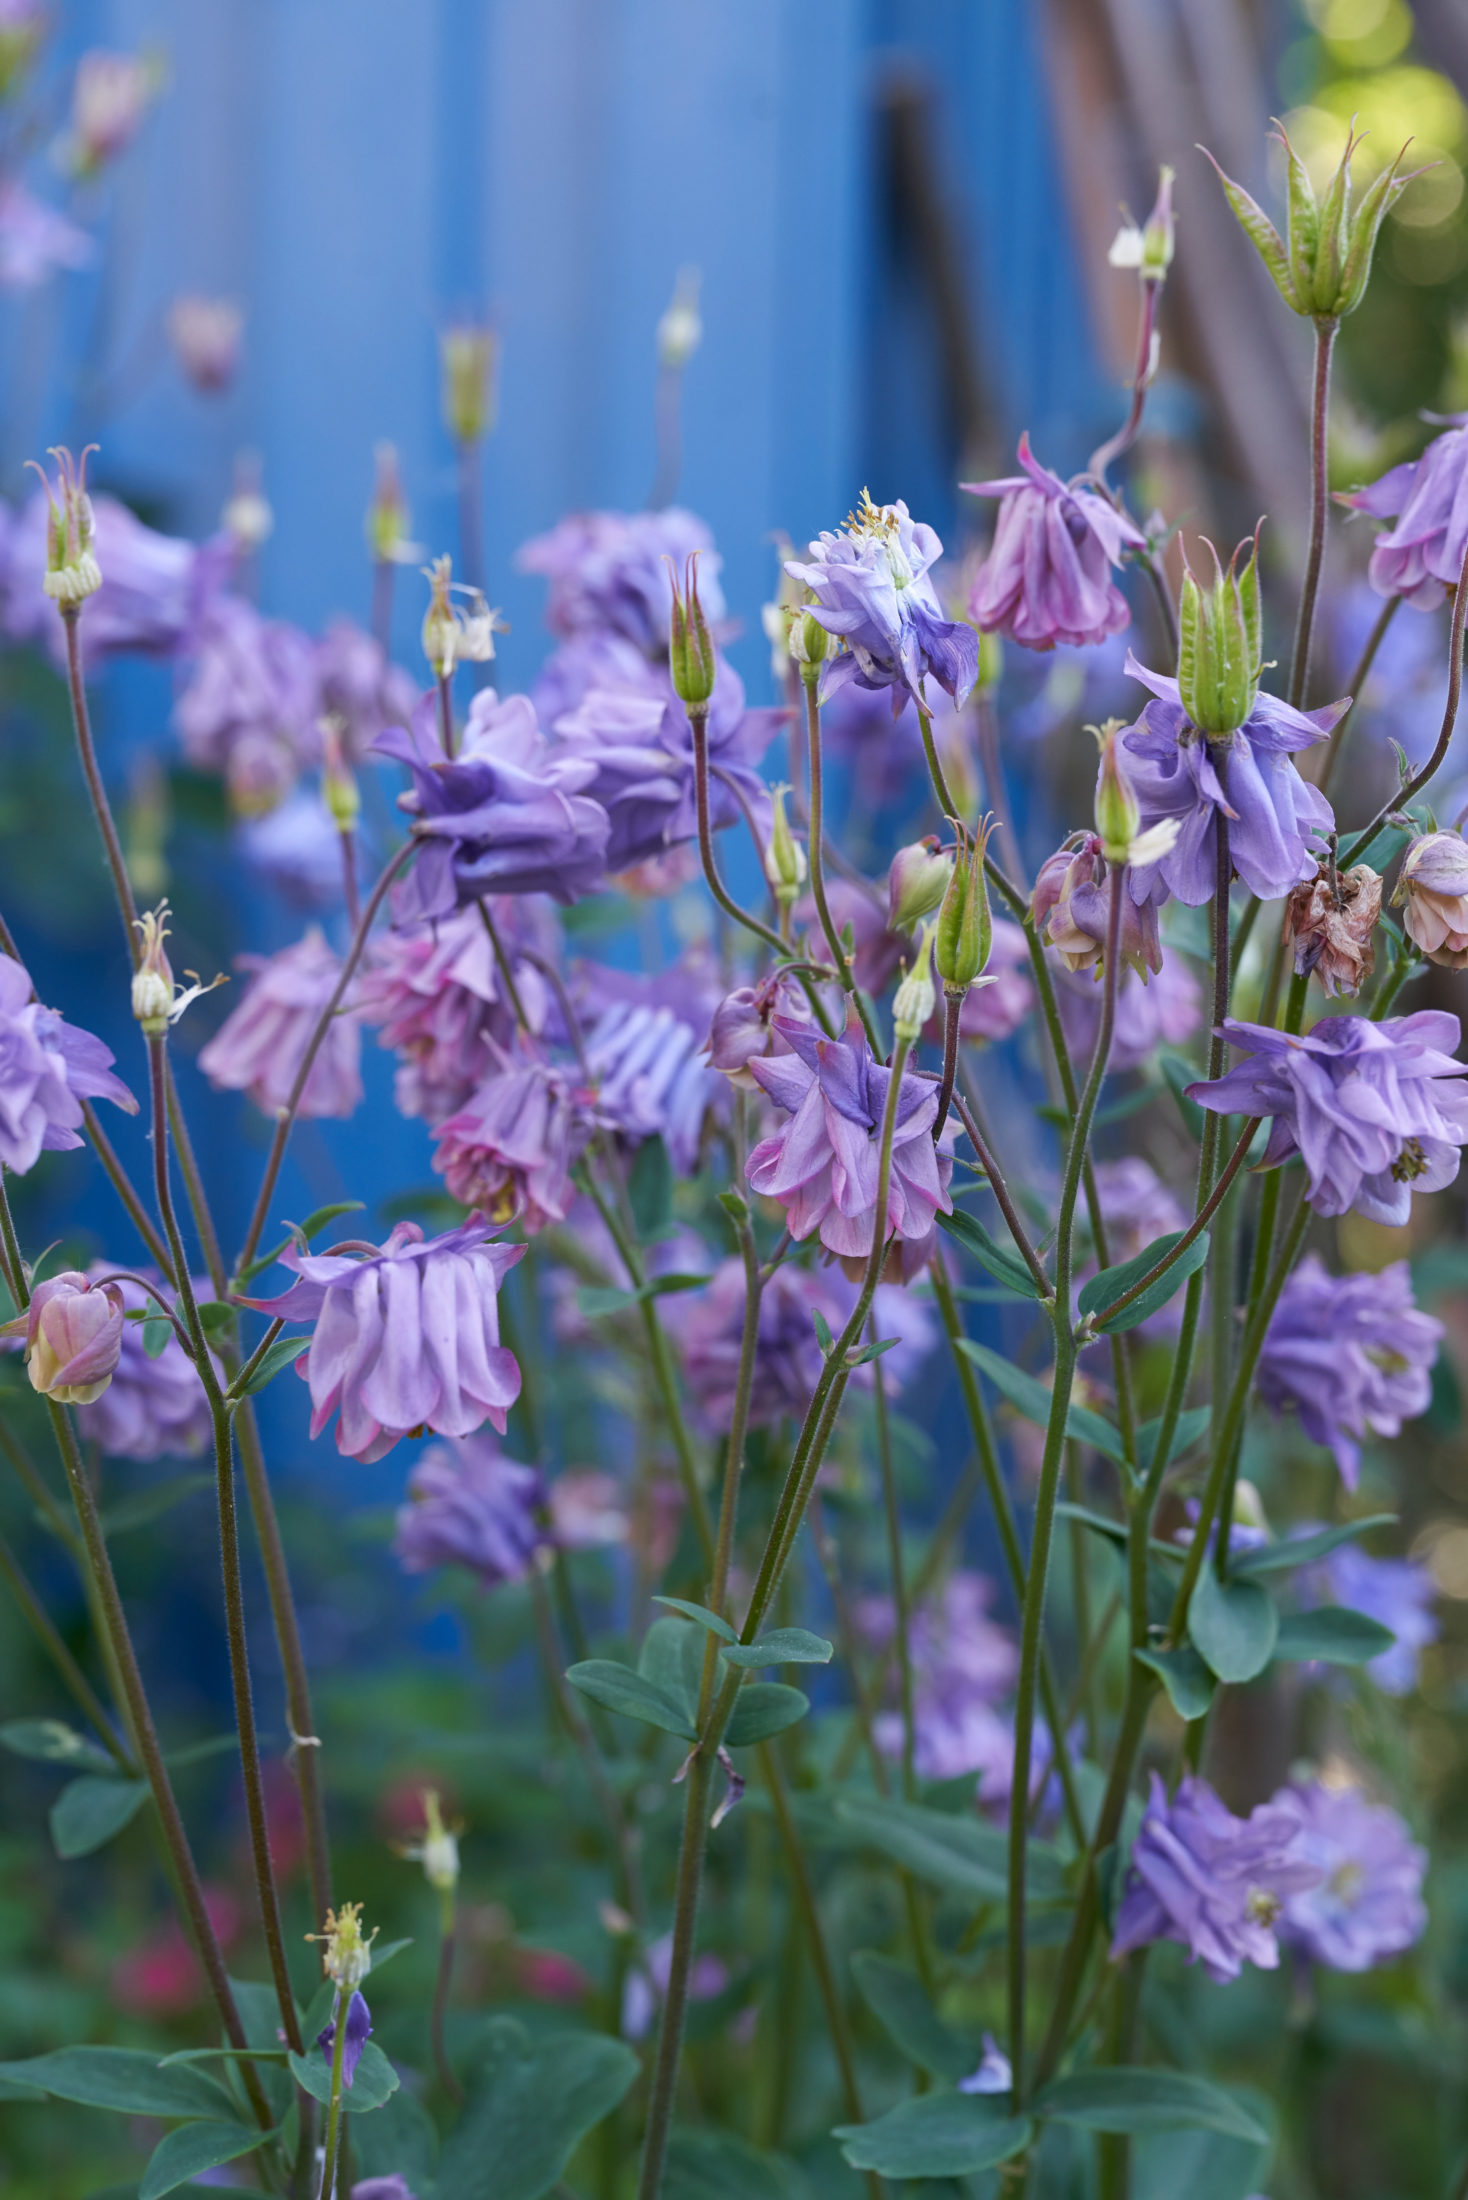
[1286,863,1382,996]
[1394,830,1468,969]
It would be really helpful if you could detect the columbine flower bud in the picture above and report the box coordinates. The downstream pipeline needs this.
[131,903,225,1036]
[787,605,833,676]
[888,836,953,934]
[399,1789,461,1894]
[1033,835,1163,980]
[935,818,993,995]
[892,921,937,1041]
[222,451,273,554]
[320,718,360,833]
[1393,829,1468,968]
[1108,164,1176,282]
[166,294,243,394]
[1285,861,1382,996]
[421,553,501,681]
[440,322,497,447]
[366,442,423,567]
[29,446,100,605]
[667,553,717,708]
[763,784,806,908]
[1205,123,1417,323]
[1093,719,1142,861]
[761,536,804,684]
[62,48,161,179]
[1177,534,1261,738]
[307,1899,377,1990]
[0,1273,125,1404]
[0,9,44,101]
[657,265,703,370]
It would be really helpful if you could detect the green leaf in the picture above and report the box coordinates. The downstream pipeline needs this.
[721,1629,832,1669]
[1133,2108,1272,2200]
[724,1682,810,1747]
[565,1659,696,1741]
[638,1614,702,1721]
[811,1306,834,1356]
[663,2129,805,2200]
[850,1952,977,2083]
[1188,1566,1279,1685]
[958,1340,1125,1463]
[1055,1503,1184,1567]
[628,1134,674,1242]
[1135,1645,1215,1721]
[102,1473,213,1536]
[1274,1606,1394,1665]
[1036,2066,1268,2142]
[49,1775,148,1859]
[1079,1230,1210,1334]
[1159,1051,1205,1139]
[578,1273,711,1319]
[938,1207,1044,1300]
[834,1795,1065,1903]
[138,2120,271,2200]
[651,1596,737,1642]
[844,1334,900,1369]
[436,2016,639,2200]
[142,1315,174,1360]
[196,1299,237,1340]
[0,1718,115,1770]
[0,2046,236,2119]
[1138,1406,1210,1470]
[230,1335,304,1399]
[288,2039,400,2114]
[834,2094,1033,2178]
[1233,1515,1397,1578]
[295,1199,366,1244]
[343,2083,439,2192]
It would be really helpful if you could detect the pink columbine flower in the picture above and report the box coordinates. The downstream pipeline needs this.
[3,1272,126,1403]
[197,929,361,1120]
[431,1051,596,1231]
[964,434,1145,651]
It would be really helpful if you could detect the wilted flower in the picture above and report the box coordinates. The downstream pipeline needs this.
[747,1013,953,1265]
[376,689,610,917]
[1111,1773,1323,1983]
[1188,1012,1468,1226]
[317,1990,372,2089]
[1257,1255,1441,1487]
[366,442,421,569]
[706,971,815,1090]
[964,435,1145,651]
[166,295,243,393]
[1120,655,1343,906]
[221,450,273,556]
[784,491,977,708]
[1033,834,1161,979]
[1285,863,1382,995]
[419,553,501,679]
[657,266,703,369]
[1107,164,1176,282]
[360,902,548,1124]
[307,1900,376,1990]
[76,1267,216,1461]
[0,953,136,1173]
[1272,1778,1427,1972]
[2,1272,126,1403]
[518,507,725,656]
[1394,829,1468,968]
[61,49,159,177]
[29,444,100,606]
[431,1051,595,1230]
[245,1219,524,1463]
[1304,1543,1439,1696]
[398,1790,461,1894]
[1341,421,1468,610]
[198,930,360,1120]
[395,1432,549,1588]
[0,182,92,291]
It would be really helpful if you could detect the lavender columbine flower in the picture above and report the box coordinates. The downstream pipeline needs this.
[317,1990,372,2089]
[245,1219,524,1464]
[431,1050,595,1231]
[376,690,610,917]
[197,929,362,1121]
[0,181,93,291]
[584,996,722,1177]
[706,972,815,1090]
[394,1433,550,1587]
[1188,1012,1468,1225]
[360,902,550,1125]
[1119,655,1344,906]
[0,954,136,1173]
[174,596,318,813]
[75,1267,216,1461]
[1110,1773,1323,1983]
[313,617,417,758]
[1308,1543,1439,1695]
[958,2036,1013,2097]
[351,2181,418,2200]
[1273,1778,1427,1971]
[746,1013,953,1265]
[517,507,726,654]
[2,1273,126,1403]
[784,491,978,709]
[1256,1255,1442,1487]
[963,435,1145,650]
[1338,419,1468,610]
[235,790,349,910]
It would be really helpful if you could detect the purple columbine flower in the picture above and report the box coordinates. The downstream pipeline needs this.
[963,434,1145,651]
[0,953,136,1173]
[863,1571,1021,1785]
[197,929,362,1121]
[706,972,815,1089]
[549,646,781,876]
[1110,1773,1323,1983]
[1054,941,1201,1073]
[317,1990,372,2089]
[394,1432,550,1587]
[1302,1543,1439,1696]
[783,492,978,710]
[517,506,726,654]
[235,791,349,910]
[1,484,229,671]
[431,1049,596,1231]
[312,618,416,757]
[1187,1011,1468,1226]
[1338,419,1468,610]
[1257,1255,1442,1487]
[174,596,318,814]
[375,690,610,917]
[582,994,722,1177]
[360,901,552,1125]
[75,1266,217,1461]
[1119,655,1344,906]
[1272,1778,1427,1971]
[0,180,93,292]
[1034,834,1162,978]
[746,1013,953,1267]
[244,1219,524,1464]
[958,2036,1013,2097]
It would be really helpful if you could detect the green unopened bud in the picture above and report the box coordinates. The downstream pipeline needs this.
[888,836,953,933]
[440,322,498,446]
[789,606,833,678]
[366,442,422,567]
[935,818,994,994]
[30,444,100,605]
[763,784,806,907]
[1177,533,1262,738]
[320,718,360,832]
[1108,164,1175,283]
[398,1789,461,1895]
[1093,720,1141,862]
[668,553,717,707]
[1205,125,1418,323]
[892,921,937,1041]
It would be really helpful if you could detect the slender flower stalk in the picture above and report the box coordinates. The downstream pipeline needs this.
[1318,593,1401,799]
[1289,321,1338,710]
[803,675,879,1049]
[318,1983,350,2200]
[949,1095,1052,1298]
[1342,526,1468,868]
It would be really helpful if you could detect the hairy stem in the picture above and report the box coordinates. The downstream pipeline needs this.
[803,676,879,1049]
[1288,318,1338,711]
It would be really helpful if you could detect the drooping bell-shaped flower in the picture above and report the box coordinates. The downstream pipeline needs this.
[1393,828,1468,968]
[0,952,136,1173]
[963,436,1144,652]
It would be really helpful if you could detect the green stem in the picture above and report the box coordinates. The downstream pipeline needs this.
[431,1895,463,2105]
[318,1986,349,2199]
[873,1339,916,1804]
[0,1528,133,1768]
[1288,318,1337,711]
[1318,592,1400,799]
[804,676,879,1051]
